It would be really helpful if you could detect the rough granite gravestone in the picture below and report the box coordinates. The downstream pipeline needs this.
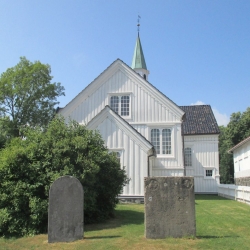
[48,176,84,243]
[144,177,196,239]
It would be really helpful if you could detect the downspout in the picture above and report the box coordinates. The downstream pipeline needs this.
[147,147,155,177]
[181,113,186,176]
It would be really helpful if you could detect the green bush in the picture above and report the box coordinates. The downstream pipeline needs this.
[0,117,128,236]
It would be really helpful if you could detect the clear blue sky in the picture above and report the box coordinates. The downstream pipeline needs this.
[1,1,250,126]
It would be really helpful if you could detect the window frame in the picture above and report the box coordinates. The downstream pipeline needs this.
[204,168,214,179]
[109,93,132,119]
[184,147,192,167]
[150,127,174,157]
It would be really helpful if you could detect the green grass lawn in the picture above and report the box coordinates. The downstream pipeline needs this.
[1,195,250,250]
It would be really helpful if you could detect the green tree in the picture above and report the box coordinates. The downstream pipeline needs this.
[0,117,128,236]
[0,57,64,138]
[219,126,234,183]
[219,107,250,183]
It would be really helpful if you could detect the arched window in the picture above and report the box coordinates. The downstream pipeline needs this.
[184,148,192,166]
[143,74,146,80]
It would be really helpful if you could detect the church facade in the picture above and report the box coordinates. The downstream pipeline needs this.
[58,34,220,197]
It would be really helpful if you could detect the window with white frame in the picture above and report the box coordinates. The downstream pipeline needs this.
[110,95,130,117]
[110,96,119,113]
[184,147,192,166]
[205,169,213,177]
[151,128,171,155]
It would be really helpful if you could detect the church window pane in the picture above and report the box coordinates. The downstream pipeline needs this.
[162,129,171,154]
[184,148,192,166]
[206,170,213,177]
[110,95,130,117]
[151,129,160,154]
[121,96,130,116]
[151,128,172,155]
[110,96,119,113]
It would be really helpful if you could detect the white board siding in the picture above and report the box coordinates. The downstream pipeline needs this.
[152,168,184,177]
[184,135,219,193]
[132,124,184,169]
[59,68,183,125]
[233,139,250,178]
[91,116,149,196]
[59,60,220,195]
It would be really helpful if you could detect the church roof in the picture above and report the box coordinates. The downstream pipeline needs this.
[180,105,220,135]
[131,34,147,70]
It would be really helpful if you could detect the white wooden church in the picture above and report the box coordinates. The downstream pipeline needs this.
[58,33,220,198]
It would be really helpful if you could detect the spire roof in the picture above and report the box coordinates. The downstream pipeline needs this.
[131,34,147,70]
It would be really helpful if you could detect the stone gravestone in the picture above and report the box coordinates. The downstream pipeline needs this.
[144,177,196,239]
[48,176,84,243]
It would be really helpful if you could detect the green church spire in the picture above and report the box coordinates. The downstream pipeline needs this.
[131,34,147,70]
[131,16,149,80]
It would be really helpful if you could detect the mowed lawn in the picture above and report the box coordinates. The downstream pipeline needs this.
[1,195,250,250]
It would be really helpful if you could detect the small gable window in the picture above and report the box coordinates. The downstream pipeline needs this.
[184,148,192,166]
[110,95,130,117]
[151,128,171,155]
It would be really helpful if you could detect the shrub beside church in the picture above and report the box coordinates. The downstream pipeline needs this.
[0,117,128,237]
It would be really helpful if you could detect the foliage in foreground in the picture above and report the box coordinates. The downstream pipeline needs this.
[219,107,250,183]
[0,117,128,237]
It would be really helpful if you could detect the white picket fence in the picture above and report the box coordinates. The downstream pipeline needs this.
[218,184,250,205]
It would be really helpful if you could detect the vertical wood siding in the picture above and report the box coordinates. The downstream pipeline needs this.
[59,69,185,195]
[59,65,219,195]
[93,116,148,196]
[60,70,181,125]
[184,135,219,193]
[133,123,184,168]
[234,140,250,178]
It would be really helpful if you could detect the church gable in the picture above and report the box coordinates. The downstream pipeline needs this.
[58,59,184,125]
[87,105,153,152]
[57,30,220,195]
[118,61,185,123]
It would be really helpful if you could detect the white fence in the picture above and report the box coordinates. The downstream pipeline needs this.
[218,184,250,205]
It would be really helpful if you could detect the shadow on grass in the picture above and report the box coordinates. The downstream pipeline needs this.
[197,235,239,239]
[85,209,144,232]
[195,194,230,201]
[84,235,121,240]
